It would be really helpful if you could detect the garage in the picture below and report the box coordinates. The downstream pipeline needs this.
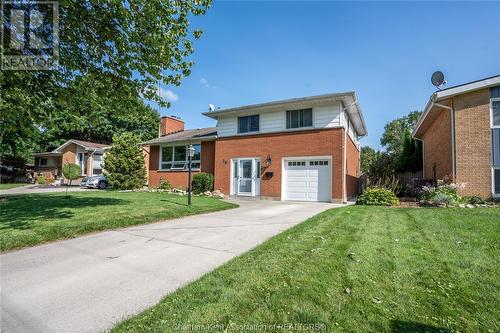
[283,158,332,202]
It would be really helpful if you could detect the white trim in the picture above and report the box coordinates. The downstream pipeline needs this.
[236,114,261,135]
[343,126,347,203]
[491,97,500,197]
[436,76,500,100]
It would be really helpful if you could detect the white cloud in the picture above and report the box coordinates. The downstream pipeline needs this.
[160,87,179,102]
[200,77,215,89]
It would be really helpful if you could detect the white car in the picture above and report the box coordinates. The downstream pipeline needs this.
[80,175,108,189]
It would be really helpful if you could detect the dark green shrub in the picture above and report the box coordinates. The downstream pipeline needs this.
[192,173,214,194]
[103,133,147,190]
[38,175,46,185]
[357,187,399,206]
[463,195,486,205]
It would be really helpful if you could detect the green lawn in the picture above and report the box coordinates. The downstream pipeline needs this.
[114,206,500,333]
[0,192,237,252]
[0,183,30,190]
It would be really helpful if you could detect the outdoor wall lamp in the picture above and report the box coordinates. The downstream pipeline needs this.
[265,155,272,167]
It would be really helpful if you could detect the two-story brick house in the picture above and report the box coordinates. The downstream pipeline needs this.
[143,92,367,203]
[413,75,500,198]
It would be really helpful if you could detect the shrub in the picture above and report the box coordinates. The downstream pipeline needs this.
[429,192,459,206]
[192,173,214,194]
[103,133,147,190]
[462,195,486,205]
[420,183,462,204]
[159,179,172,190]
[38,175,46,185]
[356,187,399,206]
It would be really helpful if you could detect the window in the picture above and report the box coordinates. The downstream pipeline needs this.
[160,144,201,170]
[238,115,259,133]
[286,108,312,129]
[492,99,500,127]
[93,154,103,175]
[40,158,48,166]
[309,160,328,166]
[288,161,306,167]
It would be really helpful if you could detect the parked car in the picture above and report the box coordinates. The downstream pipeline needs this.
[80,175,108,189]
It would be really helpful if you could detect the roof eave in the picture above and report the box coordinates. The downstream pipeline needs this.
[141,135,217,146]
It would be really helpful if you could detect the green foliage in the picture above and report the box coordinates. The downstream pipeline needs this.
[63,163,81,181]
[1,0,211,161]
[380,110,422,155]
[420,183,462,206]
[356,187,399,206]
[37,175,46,185]
[192,173,214,194]
[366,175,400,193]
[396,128,422,172]
[462,195,486,205]
[159,180,172,190]
[103,133,147,190]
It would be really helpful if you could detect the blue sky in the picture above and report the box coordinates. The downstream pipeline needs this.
[155,1,500,149]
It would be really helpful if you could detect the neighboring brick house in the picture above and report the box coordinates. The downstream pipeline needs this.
[143,92,367,203]
[33,140,110,183]
[413,75,500,198]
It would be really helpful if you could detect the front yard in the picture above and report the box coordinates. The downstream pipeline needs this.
[114,206,500,332]
[0,183,30,190]
[0,192,237,252]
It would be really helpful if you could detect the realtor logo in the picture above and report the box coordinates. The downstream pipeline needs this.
[1,1,59,70]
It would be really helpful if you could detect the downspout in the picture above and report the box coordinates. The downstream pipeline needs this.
[434,102,456,181]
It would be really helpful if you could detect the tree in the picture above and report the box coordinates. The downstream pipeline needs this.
[380,110,423,172]
[103,133,146,190]
[360,146,377,174]
[380,110,421,155]
[62,163,81,197]
[1,0,211,162]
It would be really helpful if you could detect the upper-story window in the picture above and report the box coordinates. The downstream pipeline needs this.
[160,144,201,170]
[286,108,312,129]
[492,98,500,127]
[238,115,259,133]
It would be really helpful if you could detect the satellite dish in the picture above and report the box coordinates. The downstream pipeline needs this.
[431,71,446,89]
[208,103,215,112]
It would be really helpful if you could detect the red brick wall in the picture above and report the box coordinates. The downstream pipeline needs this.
[453,89,492,197]
[160,116,184,136]
[422,107,453,180]
[147,141,215,188]
[345,133,360,198]
[214,128,345,201]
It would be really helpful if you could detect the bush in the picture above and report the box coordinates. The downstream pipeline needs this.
[356,187,399,206]
[462,195,486,205]
[429,192,459,206]
[192,173,214,194]
[420,183,462,205]
[38,175,46,185]
[103,133,147,190]
[159,179,171,190]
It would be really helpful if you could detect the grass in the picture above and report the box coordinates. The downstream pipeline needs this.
[113,206,500,333]
[0,183,30,190]
[0,191,237,252]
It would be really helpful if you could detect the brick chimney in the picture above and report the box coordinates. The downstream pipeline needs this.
[160,115,184,136]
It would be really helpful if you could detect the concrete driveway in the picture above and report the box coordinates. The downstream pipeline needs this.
[0,185,93,196]
[1,199,342,333]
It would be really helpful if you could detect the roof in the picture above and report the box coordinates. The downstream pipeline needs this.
[202,92,367,137]
[33,139,110,157]
[142,127,217,145]
[413,75,500,138]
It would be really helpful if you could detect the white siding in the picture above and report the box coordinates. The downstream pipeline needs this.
[216,101,344,137]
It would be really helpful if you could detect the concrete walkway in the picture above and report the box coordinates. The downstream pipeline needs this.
[1,199,343,333]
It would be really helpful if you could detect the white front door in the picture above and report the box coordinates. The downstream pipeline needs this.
[232,158,260,196]
[283,158,331,202]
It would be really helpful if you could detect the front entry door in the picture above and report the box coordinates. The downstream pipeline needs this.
[238,159,253,195]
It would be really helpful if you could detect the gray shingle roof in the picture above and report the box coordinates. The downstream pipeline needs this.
[142,127,217,145]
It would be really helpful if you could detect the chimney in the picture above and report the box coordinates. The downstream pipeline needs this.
[160,115,184,137]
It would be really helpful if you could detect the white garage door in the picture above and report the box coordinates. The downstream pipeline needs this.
[284,159,331,202]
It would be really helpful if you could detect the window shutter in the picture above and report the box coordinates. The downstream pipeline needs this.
[493,129,500,167]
